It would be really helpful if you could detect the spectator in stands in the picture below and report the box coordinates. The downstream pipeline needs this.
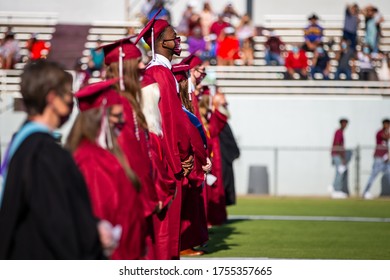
[187,26,208,61]
[176,2,195,35]
[148,0,171,22]
[200,2,215,36]
[210,13,231,38]
[25,33,50,61]
[73,58,90,91]
[357,44,378,81]
[0,31,21,69]
[87,39,105,76]
[331,118,351,199]
[362,5,384,55]
[284,44,308,79]
[222,2,240,26]
[342,3,360,51]
[362,119,390,199]
[188,13,202,37]
[140,0,155,24]
[334,39,355,80]
[216,27,240,66]
[302,14,323,52]
[264,31,285,66]
[206,33,218,65]
[310,43,330,80]
[236,14,256,66]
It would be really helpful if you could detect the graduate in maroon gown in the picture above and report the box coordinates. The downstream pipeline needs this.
[180,54,207,122]
[100,38,160,259]
[141,74,177,260]
[198,91,229,226]
[172,64,210,255]
[66,79,146,259]
[135,9,195,259]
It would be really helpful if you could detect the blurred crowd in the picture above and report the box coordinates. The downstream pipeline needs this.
[0,27,50,69]
[266,3,387,81]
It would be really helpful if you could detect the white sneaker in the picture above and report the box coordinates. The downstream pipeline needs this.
[331,191,348,199]
[363,192,374,200]
[327,185,334,193]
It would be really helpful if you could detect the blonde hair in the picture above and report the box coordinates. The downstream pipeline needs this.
[105,59,148,130]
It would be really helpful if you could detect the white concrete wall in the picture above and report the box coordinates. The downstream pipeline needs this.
[227,94,390,197]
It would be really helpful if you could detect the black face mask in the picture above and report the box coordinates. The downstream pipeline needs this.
[163,37,182,56]
[57,99,74,128]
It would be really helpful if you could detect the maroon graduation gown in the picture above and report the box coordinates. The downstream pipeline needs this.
[74,139,146,260]
[206,110,228,226]
[117,97,158,259]
[145,65,193,259]
[149,132,177,259]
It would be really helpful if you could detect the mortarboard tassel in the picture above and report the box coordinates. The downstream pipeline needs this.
[187,72,192,101]
[119,46,125,91]
[151,27,155,61]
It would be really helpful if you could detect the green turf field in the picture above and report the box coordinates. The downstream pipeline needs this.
[199,196,390,259]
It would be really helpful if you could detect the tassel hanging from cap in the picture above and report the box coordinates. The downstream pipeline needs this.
[187,73,192,101]
[151,27,155,61]
[119,46,125,91]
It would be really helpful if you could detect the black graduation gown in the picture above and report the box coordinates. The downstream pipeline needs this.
[219,123,240,206]
[0,132,104,259]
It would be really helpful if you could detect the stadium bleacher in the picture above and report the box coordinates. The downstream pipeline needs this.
[1,12,390,108]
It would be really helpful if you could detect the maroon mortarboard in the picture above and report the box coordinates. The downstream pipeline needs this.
[75,79,122,112]
[134,8,170,59]
[99,36,141,65]
[181,54,203,69]
[172,64,190,83]
[98,36,141,91]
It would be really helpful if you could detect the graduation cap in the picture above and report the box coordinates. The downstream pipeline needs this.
[135,8,170,60]
[171,64,191,83]
[99,36,141,91]
[181,54,203,70]
[75,79,122,112]
[99,36,141,65]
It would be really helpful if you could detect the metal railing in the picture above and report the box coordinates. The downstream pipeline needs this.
[239,145,388,196]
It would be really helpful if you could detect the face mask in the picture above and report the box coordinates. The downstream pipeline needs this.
[56,98,73,128]
[195,72,207,85]
[341,43,347,49]
[316,47,324,54]
[114,121,125,133]
[292,47,299,54]
[163,37,182,56]
[363,47,370,54]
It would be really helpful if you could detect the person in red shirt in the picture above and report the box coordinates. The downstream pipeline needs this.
[217,27,240,66]
[362,119,390,199]
[26,33,50,61]
[284,44,308,79]
[209,14,231,37]
[331,119,350,198]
